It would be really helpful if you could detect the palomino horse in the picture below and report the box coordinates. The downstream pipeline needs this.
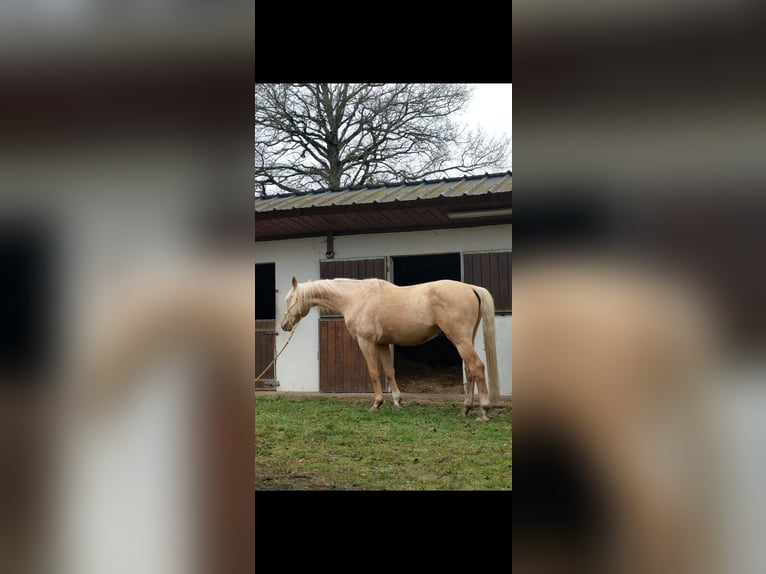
[280,277,500,421]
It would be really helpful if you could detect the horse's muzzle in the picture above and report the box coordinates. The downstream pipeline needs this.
[281,320,292,332]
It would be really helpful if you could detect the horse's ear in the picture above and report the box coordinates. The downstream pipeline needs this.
[291,276,298,289]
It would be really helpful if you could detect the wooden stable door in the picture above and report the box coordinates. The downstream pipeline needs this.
[463,251,512,312]
[254,320,276,389]
[319,259,386,392]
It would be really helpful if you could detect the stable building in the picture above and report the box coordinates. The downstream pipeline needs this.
[254,172,512,397]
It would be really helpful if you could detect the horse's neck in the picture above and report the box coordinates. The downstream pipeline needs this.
[303,280,355,314]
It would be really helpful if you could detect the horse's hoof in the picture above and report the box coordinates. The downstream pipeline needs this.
[369,406,381,412]
[393,402,402,409]
[477,412,490,422]
[460,408,469,417]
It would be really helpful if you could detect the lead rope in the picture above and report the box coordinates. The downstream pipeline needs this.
[254,295,303,383]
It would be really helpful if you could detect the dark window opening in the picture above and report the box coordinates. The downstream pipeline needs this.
[391,253,463,392]
[255,263,275,320]
[0,225,54,383]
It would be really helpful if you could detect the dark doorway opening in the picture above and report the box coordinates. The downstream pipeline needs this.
[391,253,463,393]
[255,263,275,320]
[255,263,276,388]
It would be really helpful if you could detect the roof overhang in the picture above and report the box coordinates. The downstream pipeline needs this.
[254,191,512,241]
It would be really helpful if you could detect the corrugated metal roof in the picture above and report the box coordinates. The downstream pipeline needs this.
[255,171,512,213]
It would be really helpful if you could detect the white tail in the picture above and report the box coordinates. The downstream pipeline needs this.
[475,287,500,404]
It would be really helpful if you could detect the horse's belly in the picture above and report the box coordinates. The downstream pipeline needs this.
[376,324,440,346]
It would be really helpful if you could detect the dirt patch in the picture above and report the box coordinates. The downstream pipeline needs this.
[264,391,511,407]
[397,376,464,394]
[255,474,325,490]
[255,468,367,490]
[393,356,464,394]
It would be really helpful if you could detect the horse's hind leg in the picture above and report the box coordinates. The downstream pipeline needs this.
[357,338,385,411]
[376,344,402,408]
[454,341,490,422]
[462,362,475,417]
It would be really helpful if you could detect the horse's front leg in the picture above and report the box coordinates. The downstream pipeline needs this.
[357,338,385,411]
[376,344,402,408]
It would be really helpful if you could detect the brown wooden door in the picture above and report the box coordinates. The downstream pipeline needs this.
[319,258,386,392]
[463,251,512,312]
[254,320,276,389]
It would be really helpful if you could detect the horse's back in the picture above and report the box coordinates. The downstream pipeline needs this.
[424,279,481,306]
[393,279,475,294]
[350,278,480,320]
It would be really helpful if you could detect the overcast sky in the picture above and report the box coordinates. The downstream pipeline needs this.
[458,83,513,170]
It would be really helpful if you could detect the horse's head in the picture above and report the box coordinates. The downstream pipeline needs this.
[281,276,307,331]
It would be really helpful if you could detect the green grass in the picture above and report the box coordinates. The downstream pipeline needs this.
[255,395,511,490]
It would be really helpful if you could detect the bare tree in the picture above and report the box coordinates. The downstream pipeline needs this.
[255,84,510,195]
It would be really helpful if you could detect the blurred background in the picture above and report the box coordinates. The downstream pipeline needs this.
[0,2,253,573]
[5,1,766,572]
[513,2,766,573]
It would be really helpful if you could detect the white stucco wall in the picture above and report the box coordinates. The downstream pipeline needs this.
[255,224,512,396]
[474,314,512,397]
